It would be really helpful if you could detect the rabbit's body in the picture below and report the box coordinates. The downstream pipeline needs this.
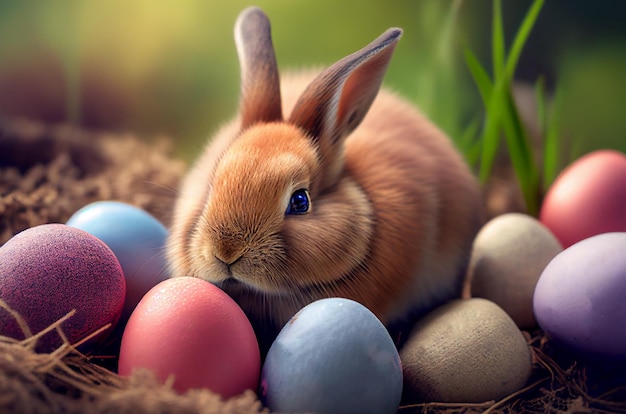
[167,8,483,342]
[283,71,481,323]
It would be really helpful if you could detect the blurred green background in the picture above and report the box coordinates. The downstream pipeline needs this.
[0,0,624,164]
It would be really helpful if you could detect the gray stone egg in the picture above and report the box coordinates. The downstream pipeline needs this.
[400,298,533,403]
[465,213,563,328]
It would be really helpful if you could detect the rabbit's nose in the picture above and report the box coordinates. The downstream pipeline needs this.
[214,250,243,266]
[214,233,245,265]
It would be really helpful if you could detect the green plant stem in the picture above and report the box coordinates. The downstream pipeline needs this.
[464,0,545,216]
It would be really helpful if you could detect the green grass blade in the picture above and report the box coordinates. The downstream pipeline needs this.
[431,0,463,138]
[534,76,547,134]
[504,0,544,79]
[414,0,464,139]
[492,0,506,79]
[439,0,462,63]
[501,87,539,215]
[543,85,562,191]
[464,48,494,104]
[535,75,560,191]
[478,85,506,184]
[465,48,501,182]
[465,0,546,210]
[486,0,544,214]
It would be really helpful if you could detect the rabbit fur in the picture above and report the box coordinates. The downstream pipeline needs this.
[167,7,484,344]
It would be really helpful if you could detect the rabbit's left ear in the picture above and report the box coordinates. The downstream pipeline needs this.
[235,7,283,129]
[289,28,402,188]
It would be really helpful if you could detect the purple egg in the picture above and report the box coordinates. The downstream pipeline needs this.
[534,232,626,359]
[0,224,126,353]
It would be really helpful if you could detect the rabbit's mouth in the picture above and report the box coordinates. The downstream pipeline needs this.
[219,273,293,297]
[220,276,254,292]
[218,277,247,296]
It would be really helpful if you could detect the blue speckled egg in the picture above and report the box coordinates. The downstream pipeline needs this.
[534,232,626,359]
[67,201,169,323]
[260,298,402,414]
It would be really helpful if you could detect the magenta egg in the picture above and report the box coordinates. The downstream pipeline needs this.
[540,150,626,248]
[0,224,126,352]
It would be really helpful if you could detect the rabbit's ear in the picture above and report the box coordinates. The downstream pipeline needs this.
[289,28,402,187]
[235,7,283,129]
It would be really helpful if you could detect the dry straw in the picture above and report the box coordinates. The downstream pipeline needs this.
[0,299,266,414]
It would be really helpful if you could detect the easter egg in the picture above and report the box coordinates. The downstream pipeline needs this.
[0,224,126,352]
[66,201,169,323]
[467,213,562,328]
[534,232,626,359]
[118,276,260,397]
[540,150,626,248]
[261,298,402,414]
[400,298,532,403]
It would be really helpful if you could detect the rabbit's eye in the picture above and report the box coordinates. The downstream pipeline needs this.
[286,189,310,215]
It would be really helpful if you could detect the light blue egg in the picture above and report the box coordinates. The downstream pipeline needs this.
[67,201,169,323]
[261,298,402,414]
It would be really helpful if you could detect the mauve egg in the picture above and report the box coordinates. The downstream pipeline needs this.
[118,276,260,398]
[534,232,626,359]
[0,224,126,352]
[540,150,626,248]
[66,201,169,325]
[261,298,402,414]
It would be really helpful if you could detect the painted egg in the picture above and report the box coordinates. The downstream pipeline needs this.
[540,149,626,248]
[400,298,532,403]
[534,232,626,359]
[0,224,125,352]
[118,276,260,398]
[261,298,402,414]
[466,213,563,328]
[66,201,169,324]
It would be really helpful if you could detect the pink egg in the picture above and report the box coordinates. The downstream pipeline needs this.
[540,150,626,248]
[118,277,260,398]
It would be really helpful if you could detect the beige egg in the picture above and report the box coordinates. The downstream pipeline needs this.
[400,298,532,404]
[464,212,563,328]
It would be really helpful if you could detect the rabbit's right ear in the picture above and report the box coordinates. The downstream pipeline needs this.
[235,7,283,130]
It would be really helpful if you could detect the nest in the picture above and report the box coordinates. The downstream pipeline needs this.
[0,118,625,413]
[0,118,185,244]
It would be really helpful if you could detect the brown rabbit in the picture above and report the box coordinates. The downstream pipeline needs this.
[167,7,483,345]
